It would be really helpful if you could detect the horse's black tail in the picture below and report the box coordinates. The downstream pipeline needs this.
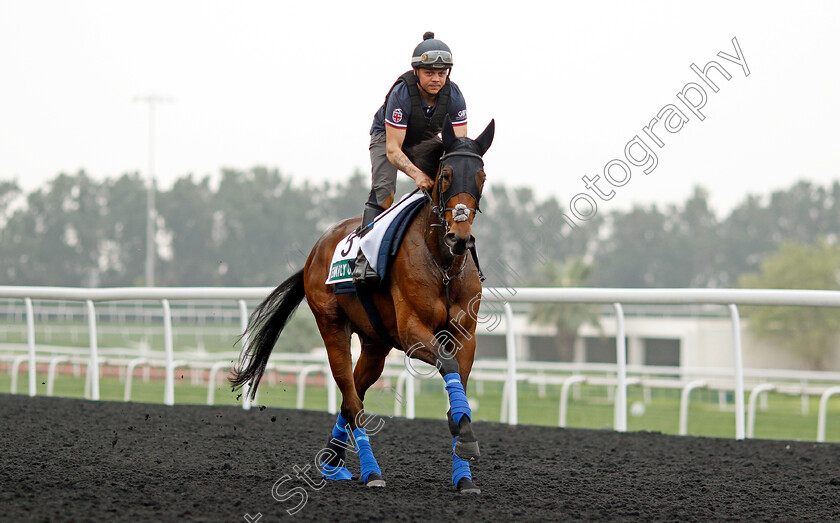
[229,269,306,400]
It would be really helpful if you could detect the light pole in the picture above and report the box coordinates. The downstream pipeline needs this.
[134,95,172,287]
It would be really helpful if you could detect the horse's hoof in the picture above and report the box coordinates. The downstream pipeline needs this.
[457,478,481,494]
[364,473,386,488]
[454,438,480,461]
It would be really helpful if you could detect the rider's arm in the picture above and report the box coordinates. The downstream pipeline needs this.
[454,125,468,138]
[385,125,434,190]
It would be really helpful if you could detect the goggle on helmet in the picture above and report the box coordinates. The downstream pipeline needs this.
[411,32,453,70]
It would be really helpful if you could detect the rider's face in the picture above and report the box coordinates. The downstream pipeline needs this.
[415,68,449,97]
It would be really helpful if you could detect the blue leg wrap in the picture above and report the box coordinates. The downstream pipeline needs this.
[451,437,473,486]
[353,427,382,484]
[321,414,354,481]
[331,413,349,442]
[444,372,471,426]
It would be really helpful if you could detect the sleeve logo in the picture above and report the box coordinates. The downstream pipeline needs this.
[457,109,467,119]
[392,108,403,123]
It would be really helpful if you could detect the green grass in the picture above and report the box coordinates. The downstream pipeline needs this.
[3,372,839,443]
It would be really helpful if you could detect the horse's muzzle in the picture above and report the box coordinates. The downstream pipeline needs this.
[444,233,475,256]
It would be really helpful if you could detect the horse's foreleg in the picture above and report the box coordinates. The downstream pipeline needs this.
[401,323,481,492]
[412,334,481,491]
[441,337,482,493]
[437,346,479,462]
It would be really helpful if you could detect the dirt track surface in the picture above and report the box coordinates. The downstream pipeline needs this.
[2,394,840,522]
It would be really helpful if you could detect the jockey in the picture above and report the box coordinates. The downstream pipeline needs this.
[352,31,469,286]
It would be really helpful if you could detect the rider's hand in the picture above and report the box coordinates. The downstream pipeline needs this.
[414,172,434,191]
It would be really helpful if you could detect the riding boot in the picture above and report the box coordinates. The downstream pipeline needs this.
[352,202,384,286]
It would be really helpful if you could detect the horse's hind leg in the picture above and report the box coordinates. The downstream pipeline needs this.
[346,337,392,487]
[316,322,360,482]
[353,338,391,407]
[316,322,385,487]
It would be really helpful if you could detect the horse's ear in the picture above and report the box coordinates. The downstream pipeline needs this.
[475,119,495,156]
[442,114,457,151]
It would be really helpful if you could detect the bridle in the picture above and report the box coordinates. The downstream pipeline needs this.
[421,148,488,329]
[426,150,484,233]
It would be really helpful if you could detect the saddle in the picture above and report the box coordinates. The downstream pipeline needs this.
[327,193,426,293]
[328,192,484,347]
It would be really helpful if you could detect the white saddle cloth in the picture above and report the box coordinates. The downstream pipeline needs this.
[325,193,424,284]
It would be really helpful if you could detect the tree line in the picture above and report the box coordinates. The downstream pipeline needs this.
[1,170,839,291]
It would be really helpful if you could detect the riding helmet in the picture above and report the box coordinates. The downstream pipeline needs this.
[411,32,453,70]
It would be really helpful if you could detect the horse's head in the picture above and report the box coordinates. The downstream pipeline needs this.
[434,117,495,256]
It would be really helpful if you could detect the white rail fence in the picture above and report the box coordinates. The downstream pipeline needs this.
[2,286,840,441]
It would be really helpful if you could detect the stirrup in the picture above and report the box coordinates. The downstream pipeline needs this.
[352,202,384,286]
[352,253,380,286]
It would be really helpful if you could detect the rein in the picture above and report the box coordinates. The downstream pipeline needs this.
[350,187,423,240]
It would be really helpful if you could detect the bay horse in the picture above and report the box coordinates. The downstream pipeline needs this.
[231,117,494,493]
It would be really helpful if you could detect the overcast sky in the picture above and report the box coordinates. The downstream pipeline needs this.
[1,0,838,218]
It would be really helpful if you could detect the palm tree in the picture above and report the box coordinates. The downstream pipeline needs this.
[528,258,602,361]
